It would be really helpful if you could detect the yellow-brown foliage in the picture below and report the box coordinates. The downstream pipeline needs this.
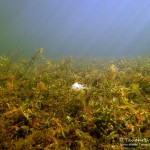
[0,50,149,150]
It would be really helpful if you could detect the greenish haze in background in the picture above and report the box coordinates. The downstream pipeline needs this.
[0,0,150,58]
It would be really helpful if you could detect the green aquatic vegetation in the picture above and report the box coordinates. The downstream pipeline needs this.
[0,50,150,150]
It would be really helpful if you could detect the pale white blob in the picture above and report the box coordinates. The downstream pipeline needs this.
[72,82,87,90]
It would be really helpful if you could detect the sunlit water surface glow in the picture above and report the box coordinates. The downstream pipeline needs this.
[0,0,150,58]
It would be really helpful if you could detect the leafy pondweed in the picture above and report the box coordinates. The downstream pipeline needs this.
[0,51,149,150]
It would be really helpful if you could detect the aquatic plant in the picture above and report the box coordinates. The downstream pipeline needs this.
[0,50,149,149]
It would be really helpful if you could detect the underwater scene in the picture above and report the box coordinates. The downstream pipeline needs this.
[0,1,150,150]
[0,50,150,150]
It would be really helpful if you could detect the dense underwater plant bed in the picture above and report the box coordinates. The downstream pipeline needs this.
[0,50,150,150]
